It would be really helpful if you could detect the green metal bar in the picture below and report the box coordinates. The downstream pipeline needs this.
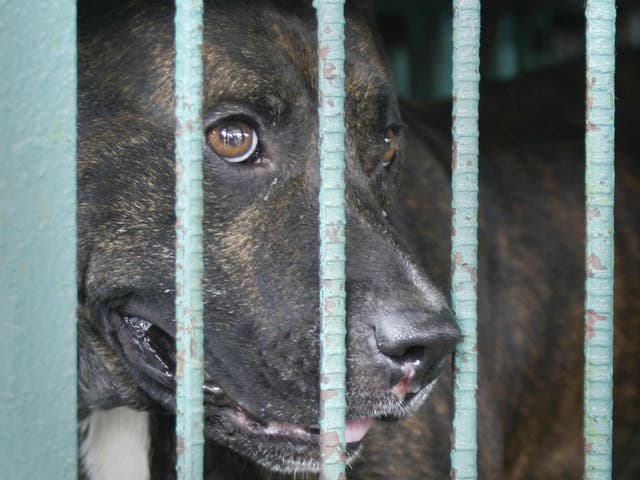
[174,0,205,477]
[314,0,348,478]
[584,1,616,478]
[0,0,77,477]
[450,1,480,479]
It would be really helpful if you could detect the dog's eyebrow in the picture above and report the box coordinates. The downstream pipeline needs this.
[248,93,287,120]
[203,66,291,116]
[348,80,401,126]
[202,93,287,127]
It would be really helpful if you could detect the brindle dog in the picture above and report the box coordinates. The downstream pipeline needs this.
[77,0,640,479]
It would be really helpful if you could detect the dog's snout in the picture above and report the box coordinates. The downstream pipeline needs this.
[374,309,461,392]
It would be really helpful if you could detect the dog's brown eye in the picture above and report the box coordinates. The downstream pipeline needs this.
[206,121,258,163]
[383,128,398,167]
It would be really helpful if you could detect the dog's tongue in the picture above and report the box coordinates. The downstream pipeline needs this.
[345,418,373,444]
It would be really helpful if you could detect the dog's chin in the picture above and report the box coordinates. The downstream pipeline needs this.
[205,410,366,474]
[203,376,440,474]
[365,379,438,421]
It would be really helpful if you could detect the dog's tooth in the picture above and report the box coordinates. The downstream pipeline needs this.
[203,383,223,395]
[264,422,310,437]
[203,383,232,407]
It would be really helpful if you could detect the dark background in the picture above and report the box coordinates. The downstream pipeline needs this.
[373,0,640,99]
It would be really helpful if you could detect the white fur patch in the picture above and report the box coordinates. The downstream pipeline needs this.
[80,407,150,480]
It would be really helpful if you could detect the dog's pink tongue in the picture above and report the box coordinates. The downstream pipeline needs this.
[345,418,373,444]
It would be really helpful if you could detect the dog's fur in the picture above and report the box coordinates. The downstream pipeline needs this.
[77,1,640,478]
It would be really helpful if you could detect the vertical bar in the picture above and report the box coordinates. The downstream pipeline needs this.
[584,1,616,479]
[450,1,480,479]
[0,0,77,477]
[174,0,205,478]
[314,1,348,479]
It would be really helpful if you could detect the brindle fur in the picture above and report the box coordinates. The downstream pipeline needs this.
[77,0,640,478]
[389,57,640,478]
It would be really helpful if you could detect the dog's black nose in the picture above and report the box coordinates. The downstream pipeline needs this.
[374,309,461,394]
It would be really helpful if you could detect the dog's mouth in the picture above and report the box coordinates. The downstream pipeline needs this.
[203,380,373,472]
[202,369,442,473]
[204,380,372,441]
[110,307,442,472]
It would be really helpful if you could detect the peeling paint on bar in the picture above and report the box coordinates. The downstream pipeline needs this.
[174,0,205,478]
[450,1,480,479]
[584,1,616,479]
[314,0,348,478]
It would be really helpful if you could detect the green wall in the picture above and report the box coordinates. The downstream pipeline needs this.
[0,0,78,477]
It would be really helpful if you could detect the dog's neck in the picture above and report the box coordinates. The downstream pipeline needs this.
[80,407,151,480]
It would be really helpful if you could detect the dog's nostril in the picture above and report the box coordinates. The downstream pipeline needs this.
[402,346,428,364]
[374,310,461,389]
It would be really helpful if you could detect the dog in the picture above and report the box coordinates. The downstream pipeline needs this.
[77,0,640,478]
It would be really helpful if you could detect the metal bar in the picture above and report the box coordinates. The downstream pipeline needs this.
[450,1,481,479]
[174,0,206,477]
[0,0,78,477]
[314,0,348,478]
[584,1,616,478]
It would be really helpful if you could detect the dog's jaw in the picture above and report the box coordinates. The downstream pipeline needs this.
[80,407,150,480]
[201,372,442,474]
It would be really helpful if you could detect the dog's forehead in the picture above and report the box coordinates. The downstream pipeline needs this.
[197,3,389,110]
[130,1,389,117]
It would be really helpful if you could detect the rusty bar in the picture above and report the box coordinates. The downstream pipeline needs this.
[314,0,348,478]
[174,0,205,477]
[584,1,616,478]
[450,0,481,479]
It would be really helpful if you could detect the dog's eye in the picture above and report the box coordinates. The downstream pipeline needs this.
[206,120,258,163]
[382,128,398,167]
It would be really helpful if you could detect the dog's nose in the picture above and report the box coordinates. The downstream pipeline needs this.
[374,309,461,394]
